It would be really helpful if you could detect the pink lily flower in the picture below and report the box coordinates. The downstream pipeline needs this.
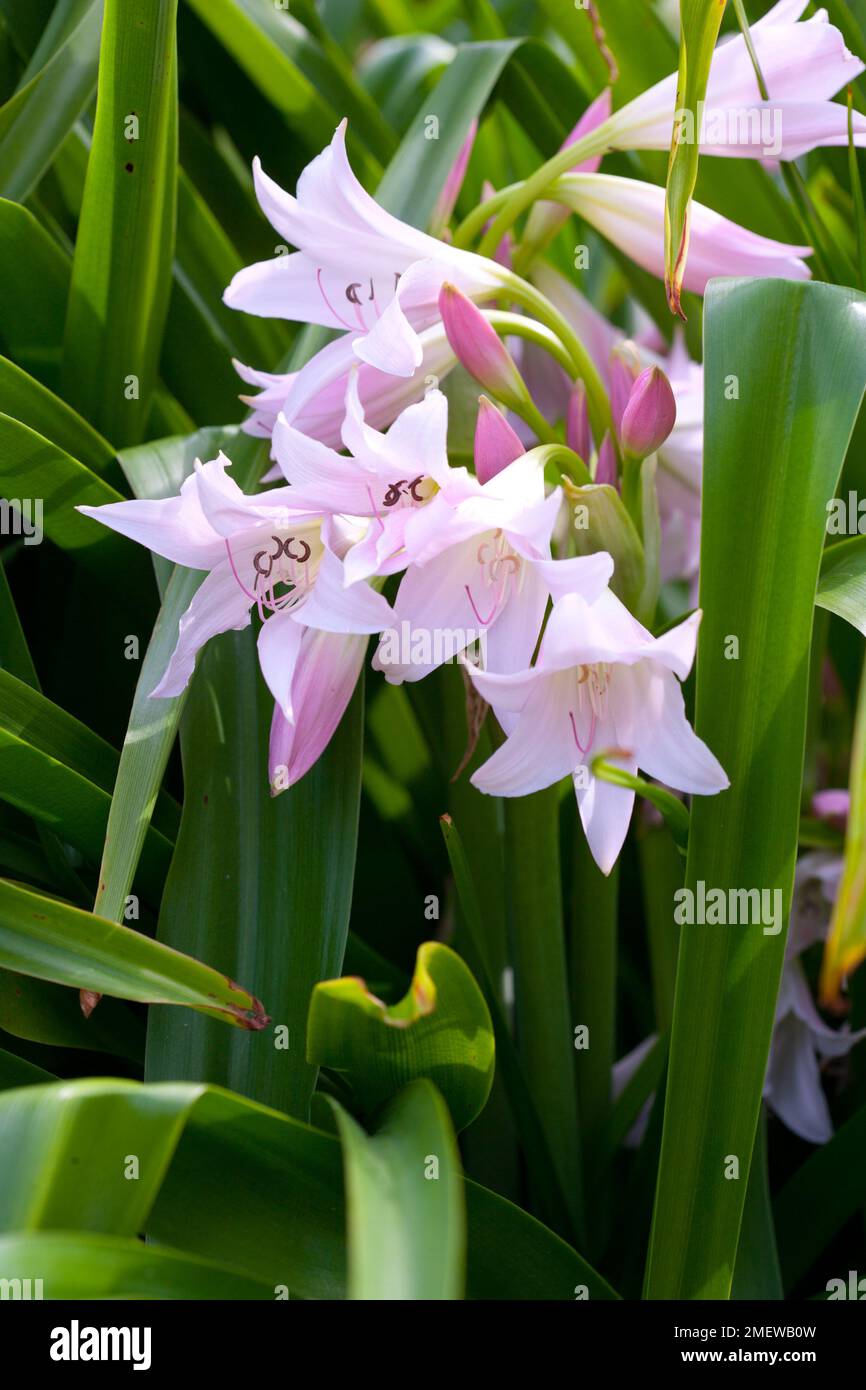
[78,455,392,780]
[765,852,866,1144]
[614,850,866,1148]
[223,120,504,379]
[271,373,461,583]
[234,319,458,452]
[552,172,812,294]
[467,591,728,874]
[607,1,866,162]
[373,454,612,682]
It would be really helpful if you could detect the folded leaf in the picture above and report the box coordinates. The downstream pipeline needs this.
[308,941,494,1131]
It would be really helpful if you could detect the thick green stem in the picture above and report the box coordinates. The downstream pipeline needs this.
[502,273,614,445]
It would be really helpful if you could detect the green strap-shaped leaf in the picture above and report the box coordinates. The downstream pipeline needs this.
[0,1077,617,1300]
[308,942,495,1132]
[820,659,866,1006]
[0,356,116,476]
[0,1232,273,1299]
[183,0,383,182]
[440,812,577,1240]
[0,667,176,895]
[774,1098,866,1290]
[331,1080,465,1300]
[644,279,866,1299]
[664,0,728,316]
[145,632,364,1119]
[816,534,866,635]
[0,879,268,1029]
[0,414,131,579]
[0,0,103,203]
[62,0,178,444]
[0,198,70,388]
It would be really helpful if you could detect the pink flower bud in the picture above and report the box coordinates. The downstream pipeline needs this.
[609,342,641,437]
[429,121,478,238]
[481,181,513,268]
[566,380,592,463]
[595,431,618,488]
[439,282,526,407]
[811,788,850,831]
[620,366,677,460]
[474,396,525,485]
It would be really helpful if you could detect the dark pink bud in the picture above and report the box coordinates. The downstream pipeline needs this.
[609,342,641,437]
[566,380,592,463]
[439,282,525,406]
[620,366,677,459]
[474,396,525,484]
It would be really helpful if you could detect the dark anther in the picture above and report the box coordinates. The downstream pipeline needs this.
[284,537,312,564]
[384,480,408,507]
[346,282,362,304]
[408,476,425,501]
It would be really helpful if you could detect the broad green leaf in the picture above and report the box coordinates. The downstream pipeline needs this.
[664,0,729,316]
[0,1077,617,1299]
[91,567,197,924]
[308,942,495,1132]
[0,198,69,388]
[0,970,144,1059]
[821,659,866,1005]
[174,170,286,371]
[0,1232,272,1299]
[376,39,521,226]
[504,788,584,1245]
[816,534,866,635]
[357,34,451,133]
[0,413,139,583]
[144,631,364,1119]
[0,1048,52,1090]
[62,0,178,444]
[774,1098,866,1290]
[0,0,102,202]
[0,879,268,1029]
[331,1080,465,1299]
[730,1108,783,1301]
[0,356,115,476]
[90,427,265,926]
[440,812,576,1239]
[645,279,866,1300]
[183,0,382,182]
[0,667,176,894]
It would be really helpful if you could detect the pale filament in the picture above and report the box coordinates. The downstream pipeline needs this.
[464,528,524,627]
[569,663,611,756]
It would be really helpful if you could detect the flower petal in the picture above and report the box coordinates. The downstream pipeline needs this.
[257,607,305,720]
[151,561,252,698]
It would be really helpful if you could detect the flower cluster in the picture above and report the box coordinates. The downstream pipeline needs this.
[80,0,864,875]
